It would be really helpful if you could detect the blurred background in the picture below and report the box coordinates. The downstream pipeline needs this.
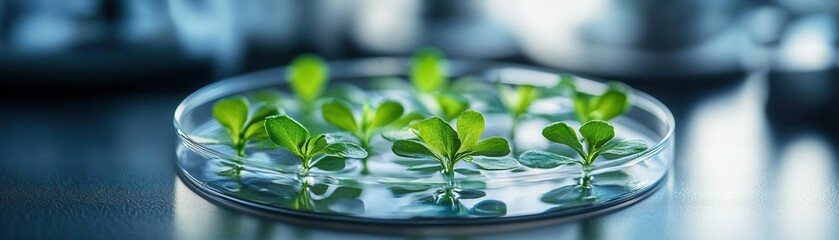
[1,0,838,239]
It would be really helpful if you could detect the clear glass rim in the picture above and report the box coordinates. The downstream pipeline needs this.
[173,57,676,185]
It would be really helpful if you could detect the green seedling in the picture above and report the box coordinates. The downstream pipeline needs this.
[410,47,469,120]
[213,96,283,157]
[499,84,540,120]
[564,77,630,123]
[264,115,368,173]
[321,99,423,149]
[518,120,647,187]
[392,110,518,176]
[287,54,328,114]
[498,84,540,153]
[434,94,469,121]
[411,47,448,93]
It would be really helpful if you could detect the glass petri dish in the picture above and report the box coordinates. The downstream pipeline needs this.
[173,58,675,229]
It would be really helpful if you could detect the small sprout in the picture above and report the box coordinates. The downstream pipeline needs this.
[564,77,630,123]
[498,84,540,152]
[264,115,367,172]
[498,84,540,120]
[518,120,648,181]
[410,47,469,121]
[288,54,329,104]
[392,110,518,175]
[321,99,418,148]
[434,94,469,121]
[411,47,448,93]
[212,96,283,157]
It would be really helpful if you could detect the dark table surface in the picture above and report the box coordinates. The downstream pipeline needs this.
[2,70,838,240]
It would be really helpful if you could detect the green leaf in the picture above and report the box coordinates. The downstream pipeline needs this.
[588,83,629,121]
[467,137,510,157]
[499,84,539,116]
[574,95,590,123]
[469,156,518,170]
[579,120,614,151]
[322,142,368,159]
[392,140,439,160]
[381,129,417,141]
[498,84,517,110]
[288,54,328,102]
[561,78,590,123]
[469,200,507,217]
[303,133,327,156]
[516,85,540,113]
[540,185,578,204]
[542,122,585,156]
[213,96,249,139]
[360,103,373,129]
[312,156,346,171]
[243,103,283,140]
[598,139,648,159]
[264,115,310,157]
[390,112,426,129]
[456,110,484,151]
[435,95,468,120]
[324,132,355,143]
[369,101,404,129]
[322,100,358,132]
[251,103,283,122]
[518,150,578,169]
[453,168,482,176]
[247,89,284,104]
[243,119,268,140]
[410,117,460,160]
[411,47,447,92]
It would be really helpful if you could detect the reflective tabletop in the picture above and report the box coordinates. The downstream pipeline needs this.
[1,71,837,239]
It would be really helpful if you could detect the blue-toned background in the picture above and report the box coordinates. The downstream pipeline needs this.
[0,1,837,239]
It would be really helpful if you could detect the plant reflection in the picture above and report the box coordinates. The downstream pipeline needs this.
[391,173,507,218]
[207,176,365,215]
[542,170,633,208]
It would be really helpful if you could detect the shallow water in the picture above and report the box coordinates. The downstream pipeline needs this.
[177,89,669,220]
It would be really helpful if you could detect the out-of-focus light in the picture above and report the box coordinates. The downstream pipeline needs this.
[505,0,744,78]
[9,13,77,53]
[683,74,771,239]
[169,0,244,75]
[508,0,605,60]
[122,0,173,43]
[743,6,789,44]
[352,0,420,53]
[6,0,102,53]
[776,15,837,72]
[777,0,839,15]
[777,133,836,240]
[490,68,560,87]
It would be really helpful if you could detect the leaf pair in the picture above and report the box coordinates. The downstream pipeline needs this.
[410,48,469,121]
[518,120,648,169]
[264,115,367,170]
[288,54,328,104]
[565,78,630,123]
[498,84,540,119]
[213,96,283,156]
[411,47,448,93]
[322,99,424,147]
[392,110,518,173]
